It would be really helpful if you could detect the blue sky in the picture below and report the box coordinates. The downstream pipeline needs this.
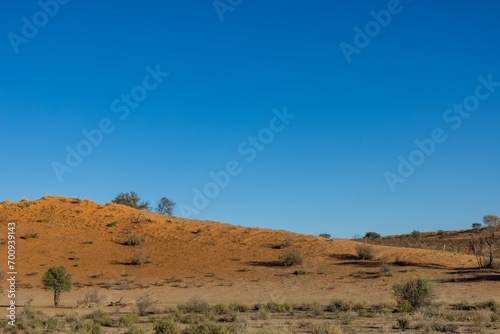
[1,0,499,238]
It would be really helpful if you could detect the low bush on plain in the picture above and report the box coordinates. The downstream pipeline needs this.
[393,275,436,309]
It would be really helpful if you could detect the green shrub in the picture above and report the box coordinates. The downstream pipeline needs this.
[108,221,119,227]
[472,223,482,229]
[293,270,306,275]
[125,326,146,334]
[393,275,436,309]
[355,244,374,260]
[178,298,211,313]
[83,240,94,244]
[319,233,331,239]
[411,230,421,240]
[312,322,343,334]
[328,299,352,312]
[364,232,380,239]
[83,309,112,326]
[187,321,240,334]
[280,247,304,267]
[154,319,181,334]
[118,314,138,326]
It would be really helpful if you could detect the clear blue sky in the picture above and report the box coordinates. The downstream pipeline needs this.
[1,0,499,238]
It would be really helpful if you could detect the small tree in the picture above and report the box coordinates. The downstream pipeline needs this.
[42,266,72,307]
[470,215,500,269]
[364,232,381,239]
[156,197,176,216]
[112,191,150,210]
[411,230,421,240]
[472,223,482,230]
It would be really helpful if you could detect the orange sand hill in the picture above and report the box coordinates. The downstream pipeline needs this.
[0,196,498,307]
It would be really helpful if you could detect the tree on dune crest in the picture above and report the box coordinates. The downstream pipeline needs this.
[112,191,151,210]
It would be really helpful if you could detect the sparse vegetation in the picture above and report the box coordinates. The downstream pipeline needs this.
[319,233,331,239]
[355,244,375,260]
[77,289,105,305]
[293,270,306,275]
[130,249,152,265]
[279,237,294,248]
[393,275,436,309]
[126,233,147,246]
[21,232,39,239]
[108,221,119,227]
[378,263,394,276]
[280,246,304,267]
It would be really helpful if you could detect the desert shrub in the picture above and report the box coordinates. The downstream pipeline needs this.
[454,300,474,310]
[130,249,152,265]
[312,322,343,334]
[266,302,293,313]
[83,240,94,244]
[229,302,250,312]
[319,233,331,239]
[83,309,112,326]
[293,270,306,275]
[77,289,105,305]
[280,247,304,267]
[258,308,271,320]
[21,232,39,239]
[393,275,436,309]
[71,319,103,333]
[187,321,241,334]
[126,233,147,246]
[154,319,181,334]
[472,223,481,229]
[118,314,138,326]
[411,230,421,240]
[476,299,499,312]
[364,232,380,239]
[125,326,146,334]
[178,298,211,313]
[279,237,294,249]
[328,299,352,312]
[213,303,229,315]
[397,317,410,330]
[108,221,118,227]
[137,295,155,316]
[378,263,394,276]
[355,244,374,260]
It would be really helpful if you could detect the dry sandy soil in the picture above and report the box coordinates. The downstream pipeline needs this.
[0,196,499,333]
